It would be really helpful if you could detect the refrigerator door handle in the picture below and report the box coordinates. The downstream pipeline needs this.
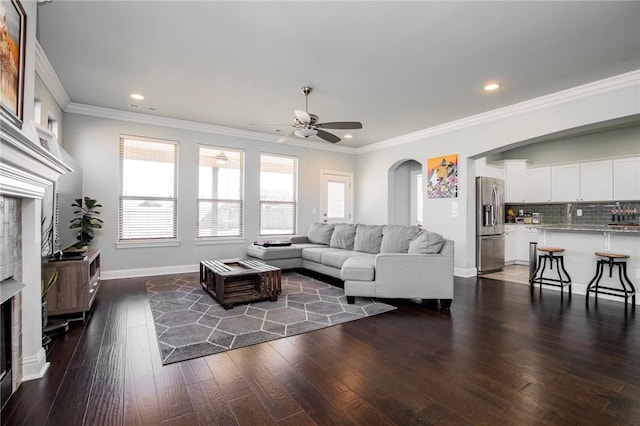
[490,185,498,227]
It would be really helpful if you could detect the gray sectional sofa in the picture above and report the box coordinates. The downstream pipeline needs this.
[247,223,454,308]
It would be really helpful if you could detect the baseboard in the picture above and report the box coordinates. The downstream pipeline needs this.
[101,264,199,280]
[22,348,49,381]
[455,267,477,278]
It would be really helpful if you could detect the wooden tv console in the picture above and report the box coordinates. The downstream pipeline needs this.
[41,248,101,321]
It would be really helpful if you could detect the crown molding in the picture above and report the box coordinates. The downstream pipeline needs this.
[65,103,358,154]
[356,69,640,154]
[34,41,71,110]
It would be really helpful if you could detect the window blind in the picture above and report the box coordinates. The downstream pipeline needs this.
[119,135,178,241]
[259,153,298,235]
[197,146,245,238]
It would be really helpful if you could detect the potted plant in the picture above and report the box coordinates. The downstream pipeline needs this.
[70,196,103,248]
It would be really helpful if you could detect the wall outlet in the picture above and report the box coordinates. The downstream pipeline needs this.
[577,209,582,217]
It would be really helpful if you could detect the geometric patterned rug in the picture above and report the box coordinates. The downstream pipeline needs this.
[146,271,397,364]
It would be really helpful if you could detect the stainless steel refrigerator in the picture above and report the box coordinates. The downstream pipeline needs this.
[476,177,505,274]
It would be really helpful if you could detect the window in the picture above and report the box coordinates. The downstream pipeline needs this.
[260,153,297,235]
[119,135,178,242]
[197,146,244,238]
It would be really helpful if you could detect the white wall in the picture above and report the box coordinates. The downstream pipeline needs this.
[61,113,356,277]
[355,79,640,276]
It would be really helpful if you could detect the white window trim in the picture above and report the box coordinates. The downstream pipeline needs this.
[259,152,298,236]
[118,134,179,244]
[196,144,245,239]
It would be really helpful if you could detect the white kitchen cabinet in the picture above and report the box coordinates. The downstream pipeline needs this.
[613,157,640,200]
[526,167,551,202]
[516,226,538,264]
[552,161,613,201]
[504,225,517,264]
[504,160,527,203]
[551,164,580,201]
[580,160,612,201]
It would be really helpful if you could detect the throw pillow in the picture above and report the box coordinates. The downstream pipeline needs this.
[353,224,384,254]
[408,230,445,254]
[380,225,420,253]
[408,230,429,254]
[425,231,444,254]
[307,223,335,245]
[329,223,357,250]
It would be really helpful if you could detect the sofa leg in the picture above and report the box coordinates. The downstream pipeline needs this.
[440,299,452,310]
[346,296,355,304]
[422,299,439,309]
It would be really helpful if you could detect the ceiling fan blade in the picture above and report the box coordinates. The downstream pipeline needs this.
[316,129,341,143]
[294,109,311,124]
[316,121,363,130]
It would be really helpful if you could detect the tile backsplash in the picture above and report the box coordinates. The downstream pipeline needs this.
[506,201,639,225]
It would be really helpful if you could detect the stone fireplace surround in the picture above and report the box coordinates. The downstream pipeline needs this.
[0,116,70,403]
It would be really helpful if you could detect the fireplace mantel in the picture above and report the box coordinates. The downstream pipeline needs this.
[1,115,72,394]
[1,118,71,199]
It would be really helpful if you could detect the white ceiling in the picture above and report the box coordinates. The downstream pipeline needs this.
[36,1,640,148]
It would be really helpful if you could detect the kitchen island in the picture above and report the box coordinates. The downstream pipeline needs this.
[534,224,639,305]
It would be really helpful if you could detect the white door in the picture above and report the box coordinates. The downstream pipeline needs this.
[320,171,353,223]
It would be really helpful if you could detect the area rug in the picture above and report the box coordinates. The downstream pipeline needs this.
[146,271,397,364]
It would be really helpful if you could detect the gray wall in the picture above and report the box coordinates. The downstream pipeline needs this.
[61,113,356,275]
[492,124,640,166]
[58,79,640,278]
[355,83,640,276]
[34,74,64,144]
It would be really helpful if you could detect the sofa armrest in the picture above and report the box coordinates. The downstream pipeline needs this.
[374,251,454,299]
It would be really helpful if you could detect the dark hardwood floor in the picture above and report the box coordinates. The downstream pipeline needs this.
[2,273,639,425]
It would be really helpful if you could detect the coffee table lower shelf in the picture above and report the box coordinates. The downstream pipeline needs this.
[200,259,282,309]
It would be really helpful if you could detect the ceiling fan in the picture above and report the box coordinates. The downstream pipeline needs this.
[278,87,362,144]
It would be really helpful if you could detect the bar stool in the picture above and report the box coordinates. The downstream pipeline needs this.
[586,252,636,309]
[530,246,572,299]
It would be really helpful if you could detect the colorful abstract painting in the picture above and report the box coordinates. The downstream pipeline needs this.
[427,154,458,199]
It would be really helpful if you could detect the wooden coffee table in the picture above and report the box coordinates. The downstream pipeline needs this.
[199,258,282,309]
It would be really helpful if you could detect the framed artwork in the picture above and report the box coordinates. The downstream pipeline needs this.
[427,154,458,199]
[0,0,27,128]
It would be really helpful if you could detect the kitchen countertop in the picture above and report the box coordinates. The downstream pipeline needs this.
[533,224,640,234]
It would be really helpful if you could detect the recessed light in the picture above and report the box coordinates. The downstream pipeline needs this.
[484,83,501,92]
[130,93,145,100]
[344,134,353,139]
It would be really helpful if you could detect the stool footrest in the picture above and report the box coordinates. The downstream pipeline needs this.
[531,278,571,288]
[587,286,635,296]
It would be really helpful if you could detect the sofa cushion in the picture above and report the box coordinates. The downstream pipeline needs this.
[329,223,357,250]
[307,223,335,245]
[341,256,376,281]
[380,225,420,253]
[353,224,384,254]
[301,247,340,263]
[408,230,445,254]
[247,244,302,261]
[321,250,371,269]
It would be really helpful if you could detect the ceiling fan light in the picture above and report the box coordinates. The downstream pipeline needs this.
[295,128,317,138]
[215,151,228,164]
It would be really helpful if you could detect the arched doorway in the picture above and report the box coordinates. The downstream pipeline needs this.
[388,159,423,225]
